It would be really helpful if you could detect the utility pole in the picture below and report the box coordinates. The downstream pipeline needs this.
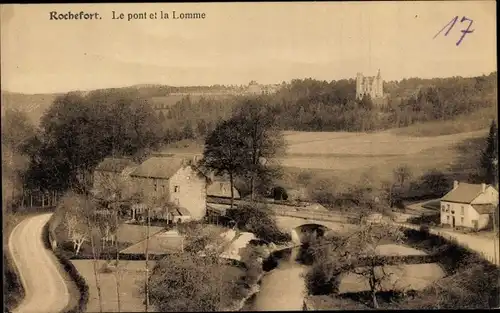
[492,158,498,265]
[145,204,150,312]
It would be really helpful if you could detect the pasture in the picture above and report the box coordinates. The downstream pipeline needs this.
[278,128,488,192]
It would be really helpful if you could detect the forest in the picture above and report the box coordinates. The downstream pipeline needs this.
[160,71,497,135]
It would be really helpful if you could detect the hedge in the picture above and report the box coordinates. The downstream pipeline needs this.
[46,216,89,313]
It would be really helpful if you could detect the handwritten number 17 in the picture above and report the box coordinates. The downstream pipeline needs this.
[434,16,474,46]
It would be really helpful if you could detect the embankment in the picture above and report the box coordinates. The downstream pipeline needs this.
[45,215,89,313]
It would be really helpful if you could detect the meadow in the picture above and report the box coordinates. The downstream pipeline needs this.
[158,119,490,197]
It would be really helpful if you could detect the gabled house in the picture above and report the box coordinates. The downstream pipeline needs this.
[129,156,208,221]
[92,157,138,201]
[440,181,499,230]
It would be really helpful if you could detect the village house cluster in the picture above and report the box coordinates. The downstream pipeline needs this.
[91,153,240,224]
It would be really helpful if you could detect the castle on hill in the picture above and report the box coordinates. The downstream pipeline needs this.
[356,70,384,101]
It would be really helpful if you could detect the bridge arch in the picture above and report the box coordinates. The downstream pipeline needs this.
[291,223,331,244]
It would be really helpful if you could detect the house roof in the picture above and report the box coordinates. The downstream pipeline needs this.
[171,206,191,216]
[95,157,136,173]
[441,183,492,204]
[120,231,184,255]
[129,156,186,179]
[471,204,497,214]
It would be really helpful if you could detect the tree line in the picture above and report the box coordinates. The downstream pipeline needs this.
[159,71,497,134]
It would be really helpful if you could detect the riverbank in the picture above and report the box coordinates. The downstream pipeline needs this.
[222,272,263,311]
[242,245,309,311]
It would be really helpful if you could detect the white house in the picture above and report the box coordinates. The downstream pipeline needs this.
[129,156,209,221]
[440,181,498,230]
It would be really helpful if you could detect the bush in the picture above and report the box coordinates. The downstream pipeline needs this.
[272,186,289,201]
[3,251,25,312]
[148,252,244,311]
[54,251,89,313]
[226,203,291,244]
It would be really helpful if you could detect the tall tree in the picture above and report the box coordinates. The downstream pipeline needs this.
[232,96,286,200]
[480,120,498,185]
[202,118,248,208]
[25,90,162,193]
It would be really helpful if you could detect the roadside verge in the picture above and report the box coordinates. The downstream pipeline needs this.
[44,215,89,313]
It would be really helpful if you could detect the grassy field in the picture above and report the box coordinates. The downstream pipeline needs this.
[277,127,488,196]
[338,244,446,294]
[392,106,498,137]
[157,122,488,192]
[71,260,157,312]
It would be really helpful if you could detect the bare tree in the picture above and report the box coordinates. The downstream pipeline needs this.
[92,172,143,312]
[58,192,104,313]
[393,165,412,188]
[304,223,406,309]
[341,224,406,308]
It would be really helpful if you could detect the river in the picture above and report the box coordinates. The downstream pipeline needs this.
[242,246,310,311]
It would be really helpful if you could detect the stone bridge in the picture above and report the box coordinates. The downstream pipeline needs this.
[271,208,360,244]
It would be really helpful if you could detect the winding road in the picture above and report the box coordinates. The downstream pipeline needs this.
[8,213,71,313]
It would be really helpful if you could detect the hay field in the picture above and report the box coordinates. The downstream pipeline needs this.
[283,129,487,158]
[279,129,488,184]
[71,260,158,312]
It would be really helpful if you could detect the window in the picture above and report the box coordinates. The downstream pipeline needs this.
[461,217,464,224]
[175,198,180,205]
[461,206,464,215]
[441,205,445,212]
[447,215,450,222]
[174,186,180,193]
[154,181,158,192]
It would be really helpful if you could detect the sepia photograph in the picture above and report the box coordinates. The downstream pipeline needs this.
[1,1,498,312]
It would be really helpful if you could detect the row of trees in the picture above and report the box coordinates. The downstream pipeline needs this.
[156,72,496,134]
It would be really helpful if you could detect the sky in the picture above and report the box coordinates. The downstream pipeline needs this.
[1,2,497,94]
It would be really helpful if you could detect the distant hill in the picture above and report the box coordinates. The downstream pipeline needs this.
[1,91,61,126]
[0,84,244,126]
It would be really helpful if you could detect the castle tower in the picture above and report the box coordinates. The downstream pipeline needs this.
[356,72,364,100]
[355,70,383,101]
[376,69,383,98]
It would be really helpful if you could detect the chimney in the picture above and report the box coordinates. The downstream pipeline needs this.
[481,183,486,192]
[453,180,459,189]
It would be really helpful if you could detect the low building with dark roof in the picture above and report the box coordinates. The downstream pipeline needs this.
[440,180,498,230]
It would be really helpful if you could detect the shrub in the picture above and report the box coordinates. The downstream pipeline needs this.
[226,203,291,244]
[3,251,25,313]
[148,252,243,311]
[272,186,289,201]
